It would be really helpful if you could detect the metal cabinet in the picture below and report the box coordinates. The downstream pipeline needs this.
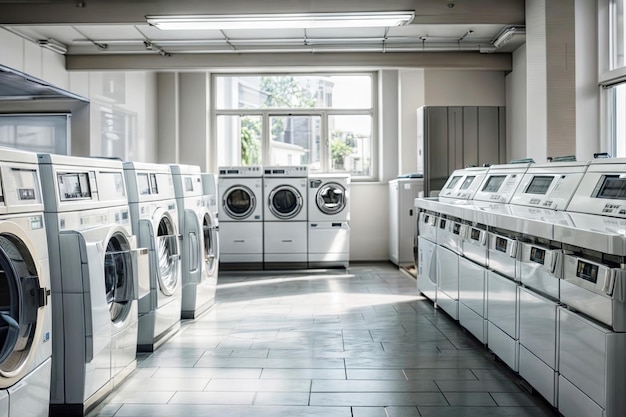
[417,105,506,197]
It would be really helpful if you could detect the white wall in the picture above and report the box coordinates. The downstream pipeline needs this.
[423,70,506,106]
[398,69,424,175]
[506,44,528,161]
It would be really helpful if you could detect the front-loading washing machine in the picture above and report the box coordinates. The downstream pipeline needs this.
[263,166,308,269]
[38,154,148,416]
[170,164,217,319]
[201,172,219,291]
[307,173,350,268]
[218,166,263,269]
[0,148,51,417]
[123,162,181,352]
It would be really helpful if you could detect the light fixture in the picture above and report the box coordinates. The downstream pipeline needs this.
[146,11,415,30]
[38,38,68,54]
[492,26,525,49]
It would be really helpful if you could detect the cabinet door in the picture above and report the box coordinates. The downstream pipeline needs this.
[478,107,500,167]
[499,106,506,164]
[448,107,463,171]
[463,107,478,168]
[426,107,449,193]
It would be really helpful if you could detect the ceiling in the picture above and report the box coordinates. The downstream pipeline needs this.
[0,0,526,57]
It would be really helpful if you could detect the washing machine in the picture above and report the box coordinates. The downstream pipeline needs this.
[263,166,308,269]
[308,173,350,268]
[218,166,263,269]
[123,162,181,352]
[0,148,51,417]
[38,154,148,416]
[201,172,219,289]
[170,164,217,319]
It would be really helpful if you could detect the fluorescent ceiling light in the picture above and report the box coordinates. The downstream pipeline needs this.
[146,11,415,30]
[492,26,525,48]
[38,38,68,54]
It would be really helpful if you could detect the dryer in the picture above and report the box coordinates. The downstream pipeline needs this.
[308,173,350,268]
[218,166,263,269]
[170,164,217,319]
[38,154,148,416]
[263,166,308,269]
[123,162,181,352]
[0,148,51,417]
[200,173,219,291]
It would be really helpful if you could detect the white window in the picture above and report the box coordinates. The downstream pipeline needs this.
[0,114,70,154]
[214,73,376,179]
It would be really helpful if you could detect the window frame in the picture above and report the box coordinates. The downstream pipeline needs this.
[211,72,378,181]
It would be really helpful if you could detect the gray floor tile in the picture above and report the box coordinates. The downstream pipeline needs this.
[253,391,310,405]
[205,378,311,392]
[169,391,255,405]
[311,379,439,392]
[443,392,498,406]
[418,406,557,417]
[310,392,448,406]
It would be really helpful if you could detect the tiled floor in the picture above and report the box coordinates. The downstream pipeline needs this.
[88,263,558,417]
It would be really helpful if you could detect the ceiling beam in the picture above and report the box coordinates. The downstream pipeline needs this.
[0,0,525,25]
[66,51,512,72]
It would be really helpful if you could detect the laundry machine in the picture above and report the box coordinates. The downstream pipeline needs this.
[123,162,181,352]
[201,172,219,288]
[0,148,52,417]
[308,173,350,268]
[263,166,308,269]
[170,164,217,319]
[218,166,263,269]
[38,154,148,416]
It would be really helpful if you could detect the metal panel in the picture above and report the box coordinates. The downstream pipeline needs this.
[478,106,500,167]
[459,302,486,343]
[518,288,558,368]
[487,321,518,371]
[499,106,506,164]
[463,106,479,168]
[519,345,557,406]
[426,107,449,195]
[417,236,437,302]
[448,107,463,171]
[459,257,486,317]
[436,245,459,320]
[487,270,518,338]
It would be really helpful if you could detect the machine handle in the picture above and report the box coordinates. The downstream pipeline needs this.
[282,239,293,243]
[234,239,245,243]
[409,209,413,216]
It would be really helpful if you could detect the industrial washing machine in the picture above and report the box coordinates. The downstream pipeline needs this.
[124,161,181,352]
[263,166,308,269]
[0,148,52,417]
[201,172,219,287]
[308,173,350,268]
[170,164,217,319]
[39,154,148,416]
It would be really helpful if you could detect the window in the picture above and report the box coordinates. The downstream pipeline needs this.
[608,82,626,157]
[0,114,70,154]
[214,73,376,179]
[603,1,626,155]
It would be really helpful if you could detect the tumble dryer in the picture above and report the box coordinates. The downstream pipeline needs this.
[263,166,308,269]
[170,164,217,319]
[201,173,219,289]
[218,166,263,269]
[38,154,148,416]
[0,148,51,417]
[123,162,181,352]
[308,173,350,268]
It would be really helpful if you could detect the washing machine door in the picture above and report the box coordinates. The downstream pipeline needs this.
[0,225,49,388]
[223,185,256,220]
[155,213,180,296]
[268,185,303,220]
[316,182,347,215]
[203,211,219,280]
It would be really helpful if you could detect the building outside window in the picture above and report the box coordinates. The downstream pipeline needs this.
[214,73,376,179]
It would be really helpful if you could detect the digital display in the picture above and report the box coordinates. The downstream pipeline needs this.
[18,189,36,200]
[58,172,91,201]
[137,173,151,195]
[12,168,40,202]
[184,177,194,192]
[482,175,506,193]
[471,228,481,241]
[423,214,430,223]
[530,246,545,265]
[446,176,462,189]
[595,175,626,200]
[495,236,508,253]
[459,176,476,190]
[576,260,598,284]
[525,176,554,195]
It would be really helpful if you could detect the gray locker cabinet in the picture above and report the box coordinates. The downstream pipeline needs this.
[478,107,500,167]
[448,107,463,171]
[426,107,449,193]
[463,107,479,168]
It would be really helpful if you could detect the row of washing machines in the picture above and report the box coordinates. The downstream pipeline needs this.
[0,148,220,417]
[414,158,626,417]
[217,166,350,270]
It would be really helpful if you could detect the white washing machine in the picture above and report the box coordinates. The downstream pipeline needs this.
[218,166,263,269]
[123,162,181,352]
[307,173,350,268]
[38,154,148,416]
[0,148,52,417]
[201,172,219,289]
[263,166,308,268]
[170,164,217,319]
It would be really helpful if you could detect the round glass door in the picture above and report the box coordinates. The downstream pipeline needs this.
[104,233,133,324]
[202,213,217,276]
[269,186,303,219]
[156,216,179,296]
[223,186,255,220]
[0,234,40,379]
[316,183,347,215]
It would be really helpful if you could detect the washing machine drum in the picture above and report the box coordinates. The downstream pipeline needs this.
[202,213,218,276]
[223,186,256,220]
[156,215,179,296]
[104,232,134,324]
[316,183,346,215]
[269,185,303,219]
[0,234,44,380]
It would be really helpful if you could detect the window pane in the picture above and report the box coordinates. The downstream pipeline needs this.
[329,115,372,176]
[611,83,626,157]
[216,115,262,166]
[216,75,371,109]
[613,0,626,69]
[0,114,69,154]
[269,115,321,168]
